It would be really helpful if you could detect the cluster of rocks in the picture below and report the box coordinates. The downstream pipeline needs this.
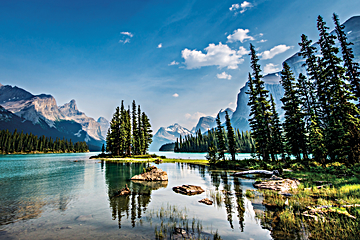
[130,166,168,181]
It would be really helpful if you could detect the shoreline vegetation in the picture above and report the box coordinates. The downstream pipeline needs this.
[0,129,89,155]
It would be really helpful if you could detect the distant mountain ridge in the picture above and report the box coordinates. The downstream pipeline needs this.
[0,84,108,150]
[150,123,193,151]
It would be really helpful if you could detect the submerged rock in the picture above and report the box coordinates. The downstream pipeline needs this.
[75,215,93,221]
[114,185,131,196]
[199,198,213,205]
[130,166,168,181]
[172,185,205,195]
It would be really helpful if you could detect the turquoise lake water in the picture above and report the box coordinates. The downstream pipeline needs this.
[0,152,272,240]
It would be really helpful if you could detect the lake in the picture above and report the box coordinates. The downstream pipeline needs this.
[0,152,272,240]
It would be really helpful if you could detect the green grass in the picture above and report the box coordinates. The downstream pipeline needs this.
[91,153,209,164]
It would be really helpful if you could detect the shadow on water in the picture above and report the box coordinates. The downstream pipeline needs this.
[104,162,168,228]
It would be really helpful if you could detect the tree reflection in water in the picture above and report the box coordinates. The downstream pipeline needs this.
[104,162,168,228]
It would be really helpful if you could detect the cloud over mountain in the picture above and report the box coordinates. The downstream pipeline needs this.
[259,44,292,60]
[181,43,247,69]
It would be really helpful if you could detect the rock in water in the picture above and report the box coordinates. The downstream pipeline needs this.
[114,184,131,196]
[130,166,168,181]
[199,198,213,205]
[172,185,205,195]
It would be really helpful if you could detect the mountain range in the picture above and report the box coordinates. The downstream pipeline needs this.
[153,15,360,151]
[0,84,109,150]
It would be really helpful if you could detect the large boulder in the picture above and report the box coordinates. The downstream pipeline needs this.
[172,185,205,195]
[130,166,168,181]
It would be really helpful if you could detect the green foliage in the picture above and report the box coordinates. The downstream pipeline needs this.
[106,100,152,157]
[0,129,88,154]
[175,128,254,155]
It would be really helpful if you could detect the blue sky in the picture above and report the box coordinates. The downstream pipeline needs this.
[0,0,359,132]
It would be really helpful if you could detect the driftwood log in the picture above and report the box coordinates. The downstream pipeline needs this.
[233,170,279,176]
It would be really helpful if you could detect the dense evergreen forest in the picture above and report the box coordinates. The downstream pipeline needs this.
[174,128,254,153]
[106,100,153,156]
[246,14,360,166]
[0,129,89,154]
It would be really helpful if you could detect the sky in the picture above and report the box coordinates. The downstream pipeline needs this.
[0,0,359,132]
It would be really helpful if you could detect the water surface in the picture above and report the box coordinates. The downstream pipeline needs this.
[0,152,272,239]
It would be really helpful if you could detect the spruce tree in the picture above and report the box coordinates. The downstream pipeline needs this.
[141,112,153,154]
[280,63,308,161]
[317,15,360,163]
[333,13,360,108]
[225,111,236,161]
[248,44,272,161]
[132,100,139,155]
[215,113,226,160]
[269,94,285,161]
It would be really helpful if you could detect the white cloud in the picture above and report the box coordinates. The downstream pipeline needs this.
[264,63,281,75]
[227,29,254,43]
[181,42,247,69]
[173,93,179,97]
[230,1,253,14]
[259,44,292,60]
[119,32,134,44]
[238,46,250,55]
[217,72,232,80]
[229,3,240,11]
[119,39,130,44]
[239,1,252,13]
[258,39,267,43]
[169,60,179,66]
[120,32,133,37]
[157,43,162,48]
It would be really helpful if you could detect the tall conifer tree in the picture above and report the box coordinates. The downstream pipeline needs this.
[225,111,236,161]
[215,113,226,160]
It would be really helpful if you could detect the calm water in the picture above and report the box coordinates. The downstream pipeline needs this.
[0,152,272,240]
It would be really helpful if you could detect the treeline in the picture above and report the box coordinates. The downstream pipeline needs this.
[106,100,152,156]
[175,111,254,162]
[174,128,254,153]
[0,129,89,154]
[247,14,360,166]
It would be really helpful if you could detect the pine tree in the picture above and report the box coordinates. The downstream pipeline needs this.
[269,94,285,161]
[280,62,308,161]
[109,106,121,155]
[333,13,360,108]
[215,113,226,160]
[141,112,152,154]
[317,15,360,163]
[131,100,139,155]
[225,111,236,161]
[248,44,272,161]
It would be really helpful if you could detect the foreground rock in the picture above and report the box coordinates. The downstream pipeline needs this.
[199,198,213,205]
[254,178,300,193]
[130,166,168,181]
[173,185,205,195]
